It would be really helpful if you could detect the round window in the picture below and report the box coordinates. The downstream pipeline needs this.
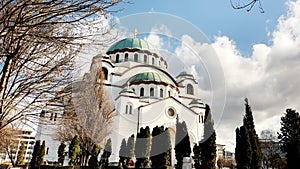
[167,108,175,117]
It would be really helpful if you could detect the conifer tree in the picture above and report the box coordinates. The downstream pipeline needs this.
[243,99,262,169]
[69,135,80,166]
[30,140,41,168]
[200,105,217,168]
[193,105,216,169]
[278,109,300,169]
[175,116,191,169]
[135,126,151,168]
[235,126,252,169]
[88,144,100,169]
[151,126,171,169]
[101,138,112,167]
[16,141,25,166]
[37,141,46,166]
[58,142,66,165]
[126,134,135,167]
[119,139,127,166]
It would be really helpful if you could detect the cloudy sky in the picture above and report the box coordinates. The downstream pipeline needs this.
[104,0,300,152]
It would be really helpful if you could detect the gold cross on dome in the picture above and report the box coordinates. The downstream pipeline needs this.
[132,28,138,38]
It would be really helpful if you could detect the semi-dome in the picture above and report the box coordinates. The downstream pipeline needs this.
[128,71,176,87]
[176,71,194,78]
[106,38,158,54]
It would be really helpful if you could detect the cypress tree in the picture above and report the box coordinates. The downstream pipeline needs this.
[119,138,127,166]
[151,126,170,169]
[57,142,66,165]
[88,144,100,169]
[175,116,191,169]
[16,141,25,166]
[193,104,217,169]
[235,126,252,169]
[101,138,112,167]
[30,140,41,168]
[278,109,300,169]
[164,128,172,167]
[135,126,151,168]
[125,134,135,167]
[201,105,217,169]
[243,99,262,169]
[37,140,46,166]
[69,135,80,166]
[192,144,201,169]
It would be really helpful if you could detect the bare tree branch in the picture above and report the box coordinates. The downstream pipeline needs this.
[230,0,264,13]
[0,0,125,132]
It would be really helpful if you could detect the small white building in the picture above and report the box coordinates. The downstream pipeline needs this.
[36,36,208,167]
[0,130,35,165]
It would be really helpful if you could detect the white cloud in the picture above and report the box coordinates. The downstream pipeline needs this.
[144,24,172,49]
[172,0,300,152]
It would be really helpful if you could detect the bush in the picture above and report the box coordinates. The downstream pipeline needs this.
[0,164,11,169]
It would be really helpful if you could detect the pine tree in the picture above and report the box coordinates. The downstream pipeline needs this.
[119,139,127,166]
[278,109,300,169]
[30,140,41,168]
[125,134,135,167]
[88,144,100,169]
[151,126,170,169]
[235,126,252,169]
[101,138,112,167]
[16,141,25,165]
[243,99,262,169]
[175,116,191,169]
[164,128,172,167]
[235,99,262,169]
[193,105,217,169]
[69,135,80,166]
[58,142,66,165]
[135,126,151,168]
[37,141,46,166]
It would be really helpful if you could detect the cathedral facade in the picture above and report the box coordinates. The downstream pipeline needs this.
[36,36,207,166]
[97,37,206,165]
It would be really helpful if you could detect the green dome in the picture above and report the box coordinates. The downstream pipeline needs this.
[176,71,194,78]
[189,99,204,105]
[128,72,175,86]
[120,87,135,94]
[107,38,158,54]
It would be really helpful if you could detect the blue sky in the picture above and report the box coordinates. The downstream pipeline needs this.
[116,0,287,56]
[108,0,300,151]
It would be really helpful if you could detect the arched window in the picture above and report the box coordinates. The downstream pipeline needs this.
[144,55,147,63]
[152,58,155,65]
[187,84,194,95]
[168,90,171,97]
[134,53,138,62]
[158,61,161,66]
[125,53,129,61]
[116,54,119,63]
[150,88,154,97]
[125,103,133,114]
[140,88,144,97]
[160,89,163,97]
[101,67,108,80]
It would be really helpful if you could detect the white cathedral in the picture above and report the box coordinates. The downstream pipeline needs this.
[36,35,207,166]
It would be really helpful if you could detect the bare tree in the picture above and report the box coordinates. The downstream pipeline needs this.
[230,0,264,13]
[56,58,114,166]
[0,125,21,166]
[0,0,124,133]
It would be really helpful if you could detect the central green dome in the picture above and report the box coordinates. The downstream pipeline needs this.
[106,38,158,54]
[128,72,176,87]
